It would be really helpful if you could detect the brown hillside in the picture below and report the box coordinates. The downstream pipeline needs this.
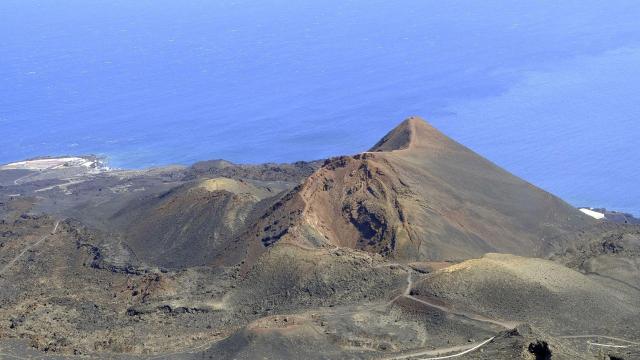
[246,117,592,262]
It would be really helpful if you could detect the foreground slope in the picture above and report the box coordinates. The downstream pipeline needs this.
[249,117,591,262]
[411,253,640,334]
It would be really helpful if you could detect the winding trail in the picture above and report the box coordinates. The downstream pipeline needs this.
[385,336,496,360]
[0,221,60,277]
[13,172,37,186]
[559,335,640,346]
[34,178,87,193]
[380,261,640,358]
[585,271,640,292]
[376,263,511,359]
[587,342,629,348]
[405,294,518,330]
[386,263,518,330]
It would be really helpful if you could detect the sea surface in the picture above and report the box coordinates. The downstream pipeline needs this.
[1,0,639,215]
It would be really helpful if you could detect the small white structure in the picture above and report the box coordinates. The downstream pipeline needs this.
[579,208,606,220]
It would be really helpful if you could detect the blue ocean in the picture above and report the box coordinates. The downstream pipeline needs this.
[1,0,639,214]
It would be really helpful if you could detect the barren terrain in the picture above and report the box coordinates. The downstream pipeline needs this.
[1,118,638,359]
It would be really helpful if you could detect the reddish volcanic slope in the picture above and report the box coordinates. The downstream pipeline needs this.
[246,117,591,262]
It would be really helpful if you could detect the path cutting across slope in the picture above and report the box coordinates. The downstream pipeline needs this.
[405,294,519,330]
[375,263,513,359]
[34,178,87,193]
[13,172,37,186]
[0,221,60,277]
[384,263,519,330]
[382,261,640,358]
[385,336,496,360]
[559,335,640,346]
[587,342,629,348]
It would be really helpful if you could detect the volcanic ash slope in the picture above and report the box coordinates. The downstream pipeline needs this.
[247,117,591,263]
[411,253,640,336]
